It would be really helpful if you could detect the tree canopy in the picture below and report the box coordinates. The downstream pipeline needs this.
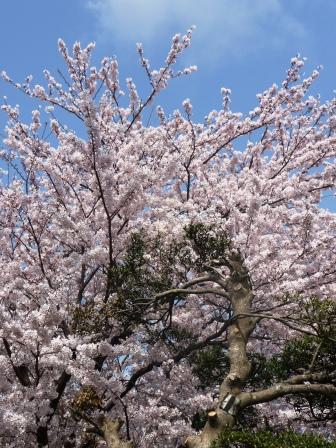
[0,30,335,448]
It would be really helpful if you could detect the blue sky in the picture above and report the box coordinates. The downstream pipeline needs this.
[0,0,335,208]
[1,0,336,118]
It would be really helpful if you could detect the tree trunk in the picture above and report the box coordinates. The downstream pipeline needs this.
[185,254,256,448]
[185,409,234,448]
[102,418,133,448]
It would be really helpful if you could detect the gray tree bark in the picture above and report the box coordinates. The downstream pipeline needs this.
[185,254,257,448]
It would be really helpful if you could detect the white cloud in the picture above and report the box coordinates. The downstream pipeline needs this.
[87,0,305,60]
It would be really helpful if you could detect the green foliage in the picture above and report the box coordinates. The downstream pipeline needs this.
[76,433,99,448]
[192,345,229,388]
[72,385,101,413]
[71,225,230,339]
[189,294,336,388]
[281,336,318,373]
[72,301,107,335]
[190,347,285,392]
[184,223,230,271]
[301,297,336,342]
[211,429,336,448]
[191,409,209,431]
[108,233,158,324]
[280,335,336,421]
[72,232,177,333]
[190,318,336,427]
[247,353,286,388]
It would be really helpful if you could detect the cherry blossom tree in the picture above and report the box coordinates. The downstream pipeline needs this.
[0,30,335,448]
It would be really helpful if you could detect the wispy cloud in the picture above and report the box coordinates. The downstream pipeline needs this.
[87,0,305,60]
